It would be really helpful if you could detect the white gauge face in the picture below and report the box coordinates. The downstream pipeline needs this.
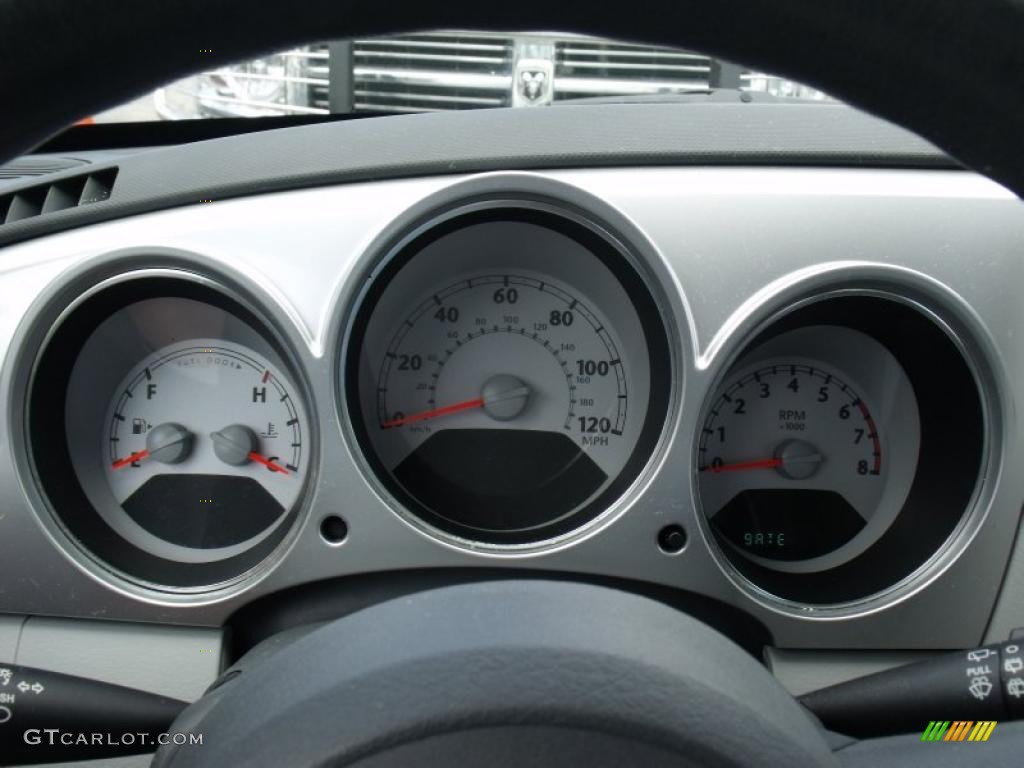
[697,327,920,573]
[373,273,635,478]
[349,212,669,546]
[93,339,308,563]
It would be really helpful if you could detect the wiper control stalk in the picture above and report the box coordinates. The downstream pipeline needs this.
[801,638,1024,737]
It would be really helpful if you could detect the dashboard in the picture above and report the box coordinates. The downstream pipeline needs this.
[2,104,1024,666]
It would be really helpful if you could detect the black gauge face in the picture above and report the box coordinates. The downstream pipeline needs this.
[347,207,671,545]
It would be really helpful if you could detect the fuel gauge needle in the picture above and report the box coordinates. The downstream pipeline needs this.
[111,423,193,469]
[112,450,150,469]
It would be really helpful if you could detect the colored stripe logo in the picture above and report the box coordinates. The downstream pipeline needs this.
[922,721,997,742]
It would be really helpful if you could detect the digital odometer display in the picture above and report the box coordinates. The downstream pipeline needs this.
[347,206,670,546]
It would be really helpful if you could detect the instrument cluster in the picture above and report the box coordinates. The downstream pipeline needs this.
[15,189,992,617]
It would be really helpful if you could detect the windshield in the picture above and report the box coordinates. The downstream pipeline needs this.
[90,31,830,123]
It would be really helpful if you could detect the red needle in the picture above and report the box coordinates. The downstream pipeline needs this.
[703,457,783,474]
[248,452,289,475]
[111,449,150,469]
[382,397,486,429]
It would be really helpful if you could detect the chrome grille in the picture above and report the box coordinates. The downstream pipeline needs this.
[162,33,830,121]
[553,38,712,99]
[352,33,514,112]
[181,47,331,117]
[300,45,331,111]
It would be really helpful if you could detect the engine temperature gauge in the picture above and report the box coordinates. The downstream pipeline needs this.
[103,339,308,560]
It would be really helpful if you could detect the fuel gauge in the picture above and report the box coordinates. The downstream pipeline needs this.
[30,284,315,589]
[102,339,308,558]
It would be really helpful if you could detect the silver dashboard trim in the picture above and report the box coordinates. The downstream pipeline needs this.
[0,167,1019,649]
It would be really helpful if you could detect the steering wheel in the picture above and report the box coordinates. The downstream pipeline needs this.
[3,1,1024,766]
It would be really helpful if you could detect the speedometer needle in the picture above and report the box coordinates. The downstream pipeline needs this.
[703,457,783,474]
[382,397,485,429]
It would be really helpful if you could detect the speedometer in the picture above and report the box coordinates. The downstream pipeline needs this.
[375,274,628,530]
[346,205,671,546]
[377,276,627,441]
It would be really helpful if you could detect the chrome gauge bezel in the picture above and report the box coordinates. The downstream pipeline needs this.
[12,257,318,598]
[693,283,998,615]
[337,193,680,553]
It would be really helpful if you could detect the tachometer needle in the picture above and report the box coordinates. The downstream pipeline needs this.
[111,449,150,469]
[702,457,783,474]
[381,397,486,429]
[247,452,290,475]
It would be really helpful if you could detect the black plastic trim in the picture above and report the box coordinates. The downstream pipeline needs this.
[225,568,774,661]
[36,113,393,154]
[0,102,954,248]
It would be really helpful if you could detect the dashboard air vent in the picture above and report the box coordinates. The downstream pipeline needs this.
[0,156,87,180]
[0,168,117,225]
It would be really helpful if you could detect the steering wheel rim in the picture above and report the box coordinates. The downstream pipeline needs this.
[2,0,1024,197]
[152,581,837,768]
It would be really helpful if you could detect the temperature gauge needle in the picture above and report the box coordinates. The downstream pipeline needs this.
[382,397,485,429]
[111,449,150,469]
[247,452,289,475]
[210,425,291,475]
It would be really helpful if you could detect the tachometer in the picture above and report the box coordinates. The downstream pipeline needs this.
[699,362,885,568]
[696,324,921,577]
[347,205,671,546]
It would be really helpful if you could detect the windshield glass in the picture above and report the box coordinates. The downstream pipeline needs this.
[91,31,831,124]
